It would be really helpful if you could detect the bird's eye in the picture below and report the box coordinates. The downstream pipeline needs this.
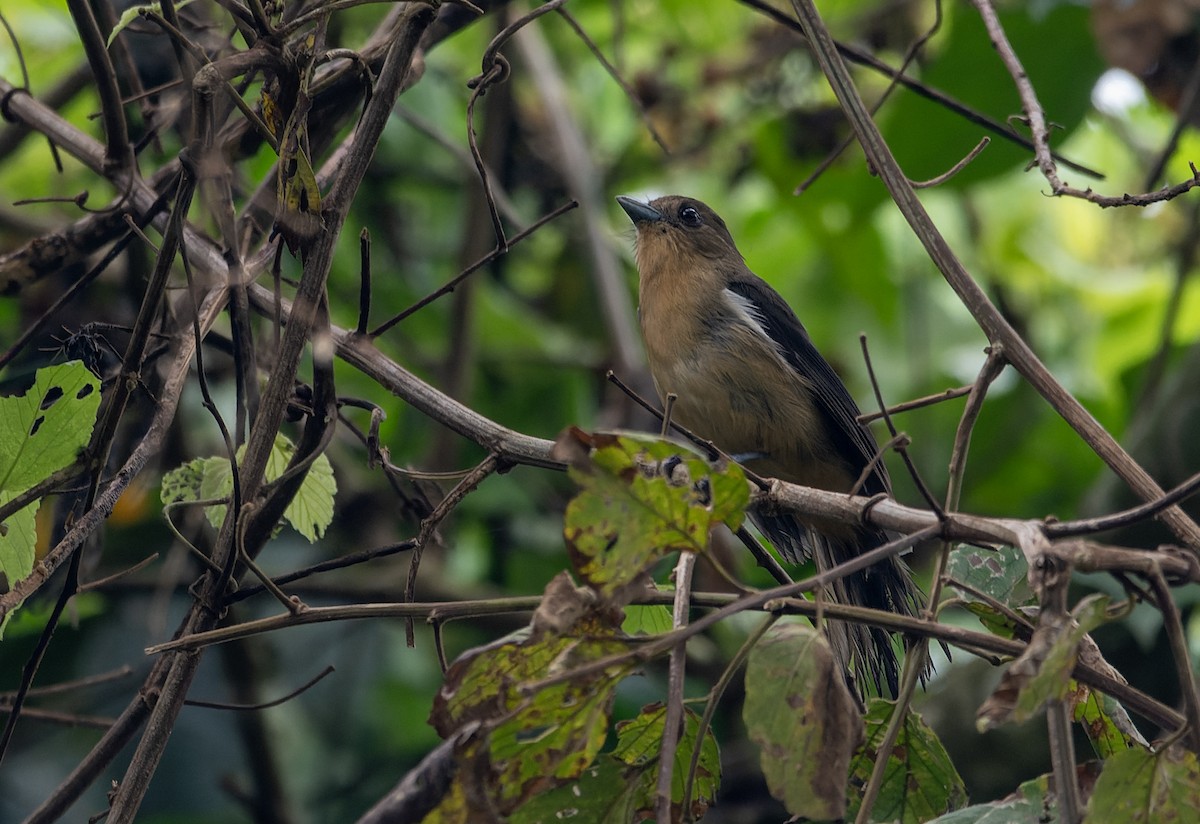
[679,205,702,227]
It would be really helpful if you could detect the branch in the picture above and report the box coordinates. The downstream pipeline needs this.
[970,0,1200,207]
[784,0,1200,549]
[246,282,561,469]
[64,0,132,174]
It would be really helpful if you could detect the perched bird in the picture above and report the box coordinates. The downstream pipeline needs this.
[617,194,922,695]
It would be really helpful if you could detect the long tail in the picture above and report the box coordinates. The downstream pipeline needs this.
[751,511,924,696]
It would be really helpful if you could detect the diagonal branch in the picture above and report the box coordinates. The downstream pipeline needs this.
[785,0,1200,550]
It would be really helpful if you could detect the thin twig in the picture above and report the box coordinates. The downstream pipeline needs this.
[370,200,578,337]
[185,666,335,711]
[912,136,990,189]
[971,0,1200,207]
[405,453,504,645]
[738,0,1102,179]
[859,334,944,517]
[1149,569,1200,752]
[657,551,696,821]
[64,0,133,174]
[856,383,973,424]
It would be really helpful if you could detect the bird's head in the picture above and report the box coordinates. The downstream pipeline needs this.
[616,195,743,281]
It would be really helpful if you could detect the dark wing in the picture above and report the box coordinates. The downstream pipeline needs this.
[726,276,891,497]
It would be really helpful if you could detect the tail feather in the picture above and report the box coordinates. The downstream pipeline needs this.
[750,511,924,696]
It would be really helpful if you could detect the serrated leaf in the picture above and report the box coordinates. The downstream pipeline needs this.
[849,699,968,823]
[946,544,1033,607]
[978,595,1111,731]
[1085,745,1200,823]
[744,623,862,820]
[160,458,208,506]
[0,361,101,595]
[283,450,335,541]
[199,454,235,530]
[611,704,720,816]
[562,432,748,603]
[164,434,336,543]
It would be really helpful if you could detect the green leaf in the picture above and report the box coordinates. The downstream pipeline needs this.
[1085,745,1200,823]
[928,773,1055,823]
[1,591,106,639]
[621,603,673,635]
[744,623,862,820]
[0,361,100,494]
[562,432,748,602]
[277,442,336,542]
[199,454,234,529]
[160,458,207,506]
[0,499,37,592]
[611,704,720,814]
[160,434,336,543]
[946,544,1033,608]
[978,595,1111,731]
[0,361,101,594]
[1069,681,1146,758]
[508,758,642,824]
[849,699,968,823]
[106,0,196,47]
[485,672,620,807]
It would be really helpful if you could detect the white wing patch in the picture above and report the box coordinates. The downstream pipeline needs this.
[723,287,787,360]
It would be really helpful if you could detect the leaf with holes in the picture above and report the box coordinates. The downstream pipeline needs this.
[431,629,632,814]
[510,703,720,823]
[561,432,747,603]
[946,544,1033,608]
[0,361,101,597]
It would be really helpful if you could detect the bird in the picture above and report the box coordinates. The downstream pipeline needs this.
[616,193,922,695]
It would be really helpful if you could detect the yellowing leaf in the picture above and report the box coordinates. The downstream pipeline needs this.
[561,431,747,603]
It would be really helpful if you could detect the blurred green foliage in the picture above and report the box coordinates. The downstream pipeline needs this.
[3,0,1200,821]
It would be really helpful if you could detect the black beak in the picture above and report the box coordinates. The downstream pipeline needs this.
[616,196,663,225]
